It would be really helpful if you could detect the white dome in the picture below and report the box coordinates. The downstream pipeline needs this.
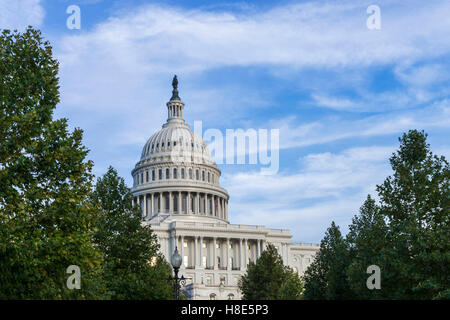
[132,75,229,225]
[140,122,214,165]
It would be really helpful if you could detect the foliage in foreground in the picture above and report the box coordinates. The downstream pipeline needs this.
[0,27,105,299]
[303,130,449,300]
[90,166,173,299]
[239,244,303,300]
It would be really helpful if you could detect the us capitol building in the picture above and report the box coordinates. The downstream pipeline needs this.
[131,76,319,300]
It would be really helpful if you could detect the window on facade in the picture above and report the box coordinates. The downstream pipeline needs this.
[152,169,155,181]
[166,168,170,179]
[174,141,177,146]
[208,172,210,182]
[146,171,149,182]
[173,168,177,179]
[196,170,199,180]
[140,173,143,184]
[189,168,193,179]
[181,168,185,179]
[202,171,205,181]
[159,169,162,180]
[168,141,170,147]
[162,142,164,147]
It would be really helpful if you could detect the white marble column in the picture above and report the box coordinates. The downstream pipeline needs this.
[244,239,248,269]
[196,192,199,214]
[199,236,203,268]
[225,200,228,220]
[226,238,231,270]
[143,194,147,218]
[151,193,154,215]
[194,236,198,268]
[257,239,261,259]
[213,237,217,270]
[187,192,191,214]
[180,235,185,268]
[239,238,243,270]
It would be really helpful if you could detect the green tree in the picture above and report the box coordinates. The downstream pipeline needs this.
[0,28,105,299]
[376,130,449,299]
[239,243,303,300]
[303,222,353,300]
[90,166,172,299]
[346,195,389,299]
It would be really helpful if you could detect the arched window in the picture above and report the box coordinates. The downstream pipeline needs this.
[196,169,199,180]
[158,169,162,180]
[173,168,177,179]
[181,168,185,179]
[146,171,149,182]
[152,169,155,181]
[189,168,193,179]
[209,293,216,300]
[202,171,205,181]
[207,172,210,182]
[166,168,170,179]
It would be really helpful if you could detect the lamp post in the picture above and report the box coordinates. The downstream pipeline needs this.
[169,246,186,300]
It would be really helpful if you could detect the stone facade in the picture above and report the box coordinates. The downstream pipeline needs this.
[131,76,319,300]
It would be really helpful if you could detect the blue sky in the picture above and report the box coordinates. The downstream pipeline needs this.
[1,0,449,242]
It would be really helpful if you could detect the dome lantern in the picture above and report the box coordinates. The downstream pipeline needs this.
[167,75,185,124]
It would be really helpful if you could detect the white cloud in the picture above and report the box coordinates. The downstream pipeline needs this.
[273,99,450,150]
[223,145,394,242]
[57,0,450,72]
[0,0,44,30]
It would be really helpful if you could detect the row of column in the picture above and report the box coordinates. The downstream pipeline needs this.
[136,191,228,220]
[169,235,265,271]
[168,101,183,119]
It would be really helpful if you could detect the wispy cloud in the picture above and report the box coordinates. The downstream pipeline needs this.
[0,0,44,30]
[223,145,395,242]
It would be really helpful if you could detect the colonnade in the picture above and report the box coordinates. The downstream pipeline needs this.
[169,235,266,271]
[134,191,228,220]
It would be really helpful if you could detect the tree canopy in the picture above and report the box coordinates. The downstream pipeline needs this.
[303,130,449,300]
[239,244,303,300]
[90,166,172,300]
[0,27,105,299]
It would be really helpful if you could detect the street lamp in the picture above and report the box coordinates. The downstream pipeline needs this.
[169,246,186,300]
